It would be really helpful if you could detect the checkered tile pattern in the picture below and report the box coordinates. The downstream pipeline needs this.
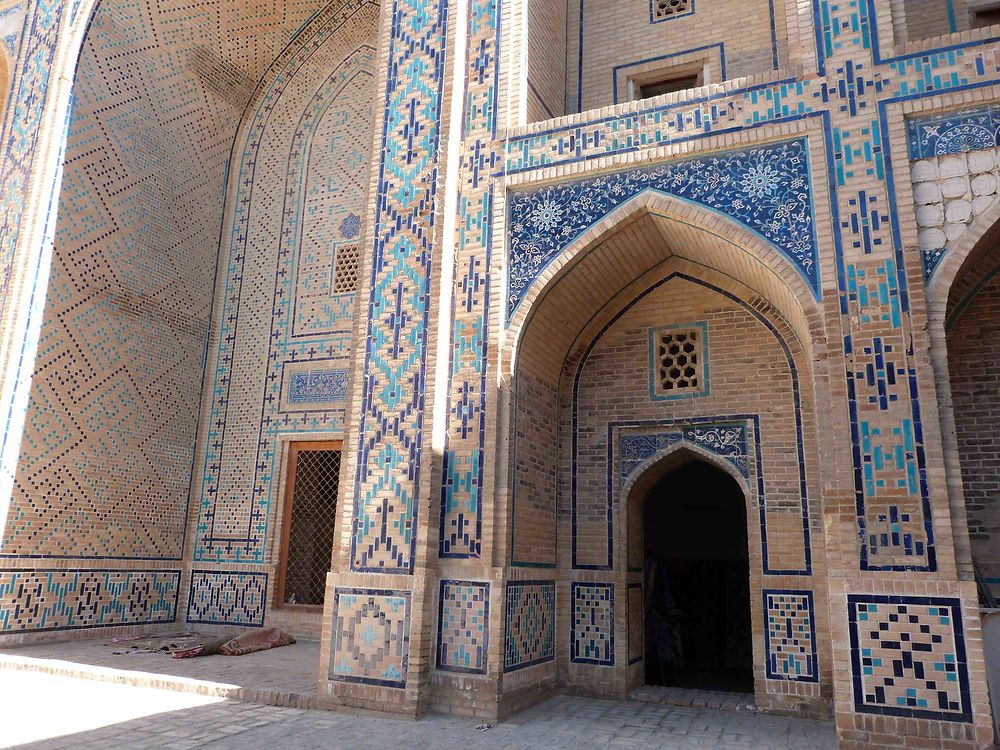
[848,596,971,722]
[437,581,489,674]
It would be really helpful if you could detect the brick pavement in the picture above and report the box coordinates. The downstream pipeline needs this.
[0,634,321,707]
[2,669,837,750]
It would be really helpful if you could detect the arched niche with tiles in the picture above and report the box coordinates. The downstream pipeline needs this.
[499,187,831,717]
[0,0,382,642]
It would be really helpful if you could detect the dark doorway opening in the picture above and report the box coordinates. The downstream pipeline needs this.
[643,459,753,692]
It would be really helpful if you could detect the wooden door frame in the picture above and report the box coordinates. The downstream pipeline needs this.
[275,439,343,612]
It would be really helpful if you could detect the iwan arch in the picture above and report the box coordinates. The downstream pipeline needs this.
[1,0,1000,747]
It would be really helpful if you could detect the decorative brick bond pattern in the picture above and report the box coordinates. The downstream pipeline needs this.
[437,580,489,674]
[330,589,410,688]
[848,595,972,723]
[0,569,179,632]
[504,581,555,672]
[194,7,377,565]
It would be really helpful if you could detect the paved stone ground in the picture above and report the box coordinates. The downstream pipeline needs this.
[0,633,320,703]
[2,669,837,750]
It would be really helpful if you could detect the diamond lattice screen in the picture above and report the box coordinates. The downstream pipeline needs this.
[283,449,341,606]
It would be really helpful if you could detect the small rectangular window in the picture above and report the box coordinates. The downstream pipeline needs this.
[630,65,704,102]
[332,243,360,294]
[972,4,1000,28]
[638,74,700,99]
[277,441,342,608]
[649,323,709,400]
[651,0,693,20]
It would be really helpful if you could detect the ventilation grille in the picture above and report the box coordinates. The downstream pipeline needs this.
[283,448,340,606]
[332,244,360,294]
[652,0,692,20]
[655,327,702,395]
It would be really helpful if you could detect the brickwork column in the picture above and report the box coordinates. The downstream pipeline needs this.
[815,2,994,745]
[318,0,479,717]
[429,0,509,717]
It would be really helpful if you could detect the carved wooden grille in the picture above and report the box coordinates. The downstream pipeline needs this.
[652,0,692,20]
[332,243,360,294]
[655,327,701,394]
[279,443,341,607]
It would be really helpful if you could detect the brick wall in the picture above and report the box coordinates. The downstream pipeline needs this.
[527,0,567,121]
[512,370,560,567]
[568,277,811,576]
[903,0,961,43]
[508,266,826,711]
[567,0,787,113]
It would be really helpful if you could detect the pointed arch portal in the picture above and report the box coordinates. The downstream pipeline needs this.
[632,450,753,692]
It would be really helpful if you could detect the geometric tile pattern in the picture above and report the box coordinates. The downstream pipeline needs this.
[0,569,179,632]
[907,103,1000,159]
[571,582,614,666]
[504,581,556,672]
[436,580,489,674]
[194,7,376,563]
[349,0,450,573]
[330,589,410,688]
[2,0,337,563]
[506,138,819,318]
[848,595,972,723]
[763,590,818,682]
[438,0,502,559]
[185,571,267,628]
[818,0,936,572]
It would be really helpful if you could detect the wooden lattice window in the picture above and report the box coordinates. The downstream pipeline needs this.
[332,243,360,294]
[651,0,692,21]
[277,441,342,608]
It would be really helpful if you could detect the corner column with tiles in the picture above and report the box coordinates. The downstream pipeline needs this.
[317,0,480,716]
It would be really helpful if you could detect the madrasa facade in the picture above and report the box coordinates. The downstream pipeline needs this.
[2,0,1000,746]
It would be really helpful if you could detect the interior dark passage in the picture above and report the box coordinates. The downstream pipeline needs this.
[643,459,753,692]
